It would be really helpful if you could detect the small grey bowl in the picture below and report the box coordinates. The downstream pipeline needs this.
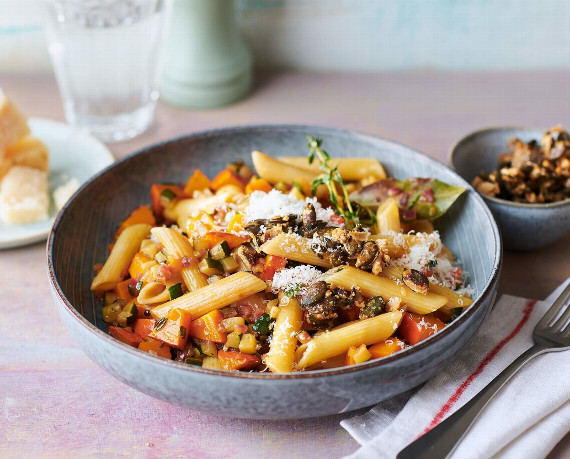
[449,127,570,251]
[48,125,501,419]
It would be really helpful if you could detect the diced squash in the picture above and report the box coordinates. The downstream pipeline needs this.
[211,169,245,192]
[345,344,371,366]
[128,252,157,280]
[369,338,404,359]
[245,177,272,194]
[227,213,244,233]
[133,318,156,339]
[184,169,211,195]
[187,310,227,343]
[150,184,185,218]
[204,231,250,249]
[114,205,156,239]
[138,340,172,359]
[108,326,144,347]
[149,308,193,350]
[114,278,138,302]
[397,312,446,345]
[217,350,261,371]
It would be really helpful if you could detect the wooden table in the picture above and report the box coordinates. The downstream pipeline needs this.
[1,72,568,457]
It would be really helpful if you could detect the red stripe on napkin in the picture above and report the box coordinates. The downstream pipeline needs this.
[421,299,537,434]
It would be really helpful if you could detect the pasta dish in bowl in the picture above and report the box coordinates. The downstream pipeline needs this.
[48,125,501,419]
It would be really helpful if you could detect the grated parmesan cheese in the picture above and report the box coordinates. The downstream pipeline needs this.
[245,189,339,226]
[271,265,324,294]
[389,230,463,289]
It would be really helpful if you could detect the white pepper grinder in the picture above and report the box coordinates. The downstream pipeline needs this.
[160,0,252,109]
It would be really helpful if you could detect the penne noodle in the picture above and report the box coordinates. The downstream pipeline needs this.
[296,311,402,369]
[150,271,267,319]
[376,197,400,233]
[252,151,317,186]
[264,293,304,373]
[137,281,170,305]
[324,266,448,314]
[151,227,208,292]
[377,265,473,311]
[91,223,151,292]
[278,156,387,181]
[260,233,330,268]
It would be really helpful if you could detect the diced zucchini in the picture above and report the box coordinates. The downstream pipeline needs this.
[239,334,257,354]
[210,240,230,260]
[103,291,119,306]
[183,356,203,366]
[199,256,224,276]
[168,283,183,300]
[252,313,274,335]
[193,237,210,252]
[221,317,246,332]
[220,256,239,273]
[199,340,218,357]
[155,250,168,264]
[101,301,122,323]
[202,356,221,370]
[116,302,137,326]
[225,331,241,349]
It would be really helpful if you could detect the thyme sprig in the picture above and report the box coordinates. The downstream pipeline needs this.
[307,136,376,229]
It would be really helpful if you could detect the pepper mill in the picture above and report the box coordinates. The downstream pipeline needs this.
[160,0,252,109]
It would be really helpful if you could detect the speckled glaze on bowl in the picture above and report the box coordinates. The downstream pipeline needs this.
[449,127,570,251]
[48,125,501,420]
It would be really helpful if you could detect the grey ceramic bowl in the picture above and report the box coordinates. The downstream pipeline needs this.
[449,127,570,251]
[48,125,501,420]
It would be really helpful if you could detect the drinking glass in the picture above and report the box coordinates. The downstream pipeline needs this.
[44,0,170,142]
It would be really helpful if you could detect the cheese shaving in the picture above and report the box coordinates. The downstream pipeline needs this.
[271,265,324,294]
[246,189,339,226]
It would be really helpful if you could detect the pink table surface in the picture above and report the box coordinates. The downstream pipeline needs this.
[1,72,569,458]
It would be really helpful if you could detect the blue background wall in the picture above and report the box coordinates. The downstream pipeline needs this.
[2,0,570,73]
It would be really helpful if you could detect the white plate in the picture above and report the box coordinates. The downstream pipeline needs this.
[0,118,115,249]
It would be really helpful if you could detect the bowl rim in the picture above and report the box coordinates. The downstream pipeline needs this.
[448,126,570,210]
[48,123,502,380]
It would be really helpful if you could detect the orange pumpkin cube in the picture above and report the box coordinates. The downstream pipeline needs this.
[149,308,193,350]
[184,169,211,195]
[187,310,227,343]
[218,350,261,371]
[138,340,172,359]
[369,338,404,359]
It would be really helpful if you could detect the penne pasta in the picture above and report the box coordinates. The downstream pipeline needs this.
[91,223,151,292]
[96,139,472,372]
[379,265,473,311]
[278,156,387,181]
[150,271,267,319]
[376,197,400,233]
[260,233,330,268]
[324,266,448,314]
[151,227,208,292]
[264,293,304,373]
[252,151,317,186]
[296,311,402,369]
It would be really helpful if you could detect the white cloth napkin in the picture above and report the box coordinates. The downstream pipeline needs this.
[341,279,570,459]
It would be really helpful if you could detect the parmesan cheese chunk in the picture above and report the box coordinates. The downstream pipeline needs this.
[53,177,79,210]
[0,88,30,155]
[0,166,49,224]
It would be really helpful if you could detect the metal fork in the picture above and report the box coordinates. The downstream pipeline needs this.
[397,282,570,459]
